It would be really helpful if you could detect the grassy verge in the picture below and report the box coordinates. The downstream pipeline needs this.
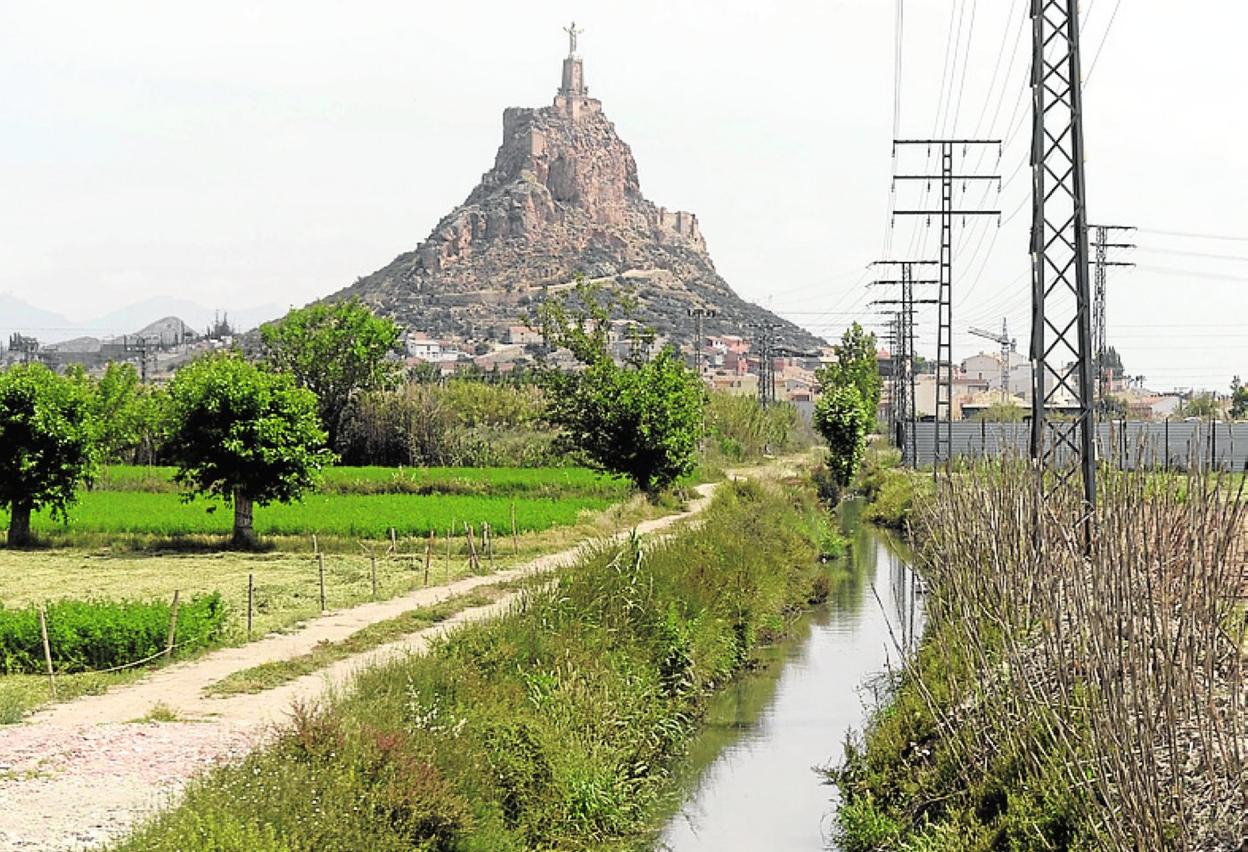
[203,585,515,697]
[114,476,838,851]
[854,447,931,531]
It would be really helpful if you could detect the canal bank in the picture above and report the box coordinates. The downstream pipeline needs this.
[656,506,922,851]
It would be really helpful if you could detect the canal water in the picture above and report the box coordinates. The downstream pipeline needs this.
[655,508,922,851]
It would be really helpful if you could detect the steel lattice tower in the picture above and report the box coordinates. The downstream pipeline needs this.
[1028,0,1096,509]
[1089,225,1135,413]
[893,141,1001,472]
[870,260,938,467]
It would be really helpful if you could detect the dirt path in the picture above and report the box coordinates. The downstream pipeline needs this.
[0,484,719,852]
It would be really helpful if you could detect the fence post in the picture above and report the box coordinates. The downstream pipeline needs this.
[370,555,378,600]
[389,527,397,557]
[423,530,433,586]
[465,522,480,573]
[1165,418,1170,469]
[318,553,327,613]
[247,573,254,641]
[312,534,318,556]
[164,590,181,661]
[1212,417,1218,471]
[38,605,56,699]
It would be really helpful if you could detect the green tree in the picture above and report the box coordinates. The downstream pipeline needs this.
[537,281,704,495]
[0,364,99,546]
[261,299,403,449]
[166,353,334,547]
[1231,376,1248,420]
[1181,391,1221,421]
[813,384,871,486]
[818,323,882,421]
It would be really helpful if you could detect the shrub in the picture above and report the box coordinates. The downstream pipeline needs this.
[0,594,226,673]
[814,385,872,485]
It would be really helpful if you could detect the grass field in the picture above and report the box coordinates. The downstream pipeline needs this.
[0,488,681,722]
[1,491,614,541]
[95,465,629,498]
[0,465,631,550]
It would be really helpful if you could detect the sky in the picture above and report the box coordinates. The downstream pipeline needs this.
[2,0,1246,391]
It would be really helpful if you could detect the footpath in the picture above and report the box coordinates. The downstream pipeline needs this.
[0,483,719,852]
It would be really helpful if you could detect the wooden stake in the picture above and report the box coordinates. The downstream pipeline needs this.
[389,527,397,556]
[312,533,318,555]
[424,530,433,586]
[370,555,378,600]
[465,522,480,573]
[38,605,56,699]
[318,553,327,613]
[247,573,254,641]
[484,522,494,569]
[164,590,181,660]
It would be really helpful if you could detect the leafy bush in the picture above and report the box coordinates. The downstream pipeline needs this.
[0,594,226,673]
[338,382,560,468]
[705,392,811,462]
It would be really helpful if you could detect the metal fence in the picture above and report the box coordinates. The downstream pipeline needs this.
[907,420,1248,471]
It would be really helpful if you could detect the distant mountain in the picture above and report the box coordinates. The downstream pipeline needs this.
[86,298,285,338]
[0,293,75,343]
[0,294,286,349]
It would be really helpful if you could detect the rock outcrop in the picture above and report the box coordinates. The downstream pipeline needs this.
[330,47,820,351]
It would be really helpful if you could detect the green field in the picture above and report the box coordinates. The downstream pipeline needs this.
[95,465,628,498]
[2,491,614,540]
[0,465,631,549]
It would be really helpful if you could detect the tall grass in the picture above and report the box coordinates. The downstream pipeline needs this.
[833,460,1248,849]
[113,477,834,851]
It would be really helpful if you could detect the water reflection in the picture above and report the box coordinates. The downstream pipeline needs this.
[655,508,922,851]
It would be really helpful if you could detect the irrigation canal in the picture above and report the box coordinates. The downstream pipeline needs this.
[656,506,923,850]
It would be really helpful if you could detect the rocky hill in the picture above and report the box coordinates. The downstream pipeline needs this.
[328,44,821,352]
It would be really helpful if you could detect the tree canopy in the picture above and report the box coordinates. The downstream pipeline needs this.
[536,281,703,495]
[0,364,99,546]
[818,322,881,422]
[1231,376,1248,420]
[166,353,333,546]
[261,299,402,449]
[813,384,871,486]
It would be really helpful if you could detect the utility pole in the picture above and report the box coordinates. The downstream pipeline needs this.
[870,260,939,467]
[892,139,1001,470]
[687,307,716,374]
[1029,0,1096,513]
[1089,224,1135,414]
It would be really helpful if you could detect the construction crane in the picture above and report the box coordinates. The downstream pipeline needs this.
[968,320,1017,398]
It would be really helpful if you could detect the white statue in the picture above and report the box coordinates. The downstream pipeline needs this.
[563,21,583,56]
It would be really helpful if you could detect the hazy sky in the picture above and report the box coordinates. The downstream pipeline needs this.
[3,1,1246,391]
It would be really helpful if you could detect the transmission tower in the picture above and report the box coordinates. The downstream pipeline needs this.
[1089,225,1135,413]
[753,322,780,409]
[892,139,1001,470]
[1028,0,1096,509]
[687,306,717,374]
[870,260,939,466]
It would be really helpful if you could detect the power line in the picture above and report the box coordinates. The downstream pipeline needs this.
[1084,0,1124,85]
[1137,227,1248,243]
[1135,265,1248,283]
[1134,246,1248,264]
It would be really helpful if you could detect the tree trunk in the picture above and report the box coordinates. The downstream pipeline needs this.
[232,491,257,548]
[7,502,32,547]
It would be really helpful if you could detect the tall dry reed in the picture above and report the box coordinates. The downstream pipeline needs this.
[911,458,1247,848]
